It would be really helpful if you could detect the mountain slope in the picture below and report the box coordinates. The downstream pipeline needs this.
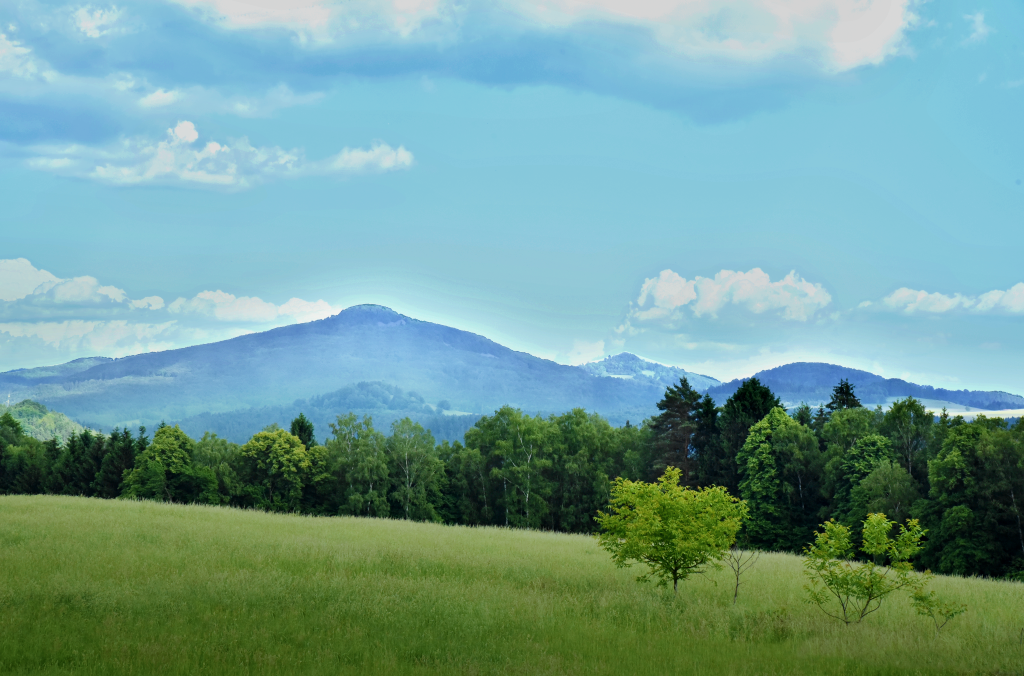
[0,305,675,430]
[706,362,1024,411]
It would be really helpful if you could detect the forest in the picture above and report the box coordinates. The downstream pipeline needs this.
[1,377,1022,580]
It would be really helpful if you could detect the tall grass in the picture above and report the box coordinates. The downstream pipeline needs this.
[0,495,1021,675]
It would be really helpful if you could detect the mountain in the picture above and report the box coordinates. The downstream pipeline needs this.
[706,362,1024,411]
[0,305,699,432]
[4,306,1019,440]
[578,353,719,392]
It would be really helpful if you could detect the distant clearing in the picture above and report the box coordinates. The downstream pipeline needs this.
[1,496,1021,675]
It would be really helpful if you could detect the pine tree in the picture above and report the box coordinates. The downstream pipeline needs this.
[693,394,722,487]
[92,428,138,498]
[290,413,317,448]
[649,378,703,485]
[827,379,862,412]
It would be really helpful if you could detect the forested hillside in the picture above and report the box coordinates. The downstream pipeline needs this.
[1,399,85,443]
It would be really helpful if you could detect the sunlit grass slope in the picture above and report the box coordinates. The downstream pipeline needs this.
[1,496,1021,675]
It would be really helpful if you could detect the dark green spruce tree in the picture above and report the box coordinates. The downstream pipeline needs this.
[649,378,702,485]
[93,427,144,498]
[827,379,862,412]
[290,413,317,448]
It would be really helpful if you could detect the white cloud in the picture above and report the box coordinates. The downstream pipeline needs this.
[130,296,165,310]
[24,121,414,188]
[168,290,340,322]
[881,283,1024,314]
[171,0,919,74]
[139,88,182,107]
[566,339,605,365]
[633,268,832,322]
[0,259,60,301]
[327,143,414,172]
[0,258,167,311]
[74,6,123,39]
[0,259,343,369]
[0,319,176,353]
[0,31,52,80]
[963,12,991,44]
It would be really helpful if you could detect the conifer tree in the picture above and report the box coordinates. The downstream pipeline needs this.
[827,379,862,412]
[649,378,702,485]
[290,413,317,448]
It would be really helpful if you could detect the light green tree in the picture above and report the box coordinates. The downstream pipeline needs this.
[327,414,390,517]
[736,407,820,551]
[386,418,443,521]
[237,428,312,512]
[596,466,747,593]
[803,513,925,625]
[122,425,217,503]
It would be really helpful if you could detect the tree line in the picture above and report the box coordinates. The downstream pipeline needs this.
[1,376,1022,579]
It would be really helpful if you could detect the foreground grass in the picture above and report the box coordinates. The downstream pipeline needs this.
[1,497,1022,675]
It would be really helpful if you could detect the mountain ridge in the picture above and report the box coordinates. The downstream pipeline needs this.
[1,305,1020,434]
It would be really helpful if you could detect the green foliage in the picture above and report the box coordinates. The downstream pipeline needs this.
[236,428,312,512]
[848,460,919,527]
[471,407,552,528]
[92,427,143,499]
[290,413,317,448]
[879,397,933,482]
[826,379,862,412]
[737,408,821,550]
[386,418,444,521]
[715,378,782,495]
[323,414,391,517]
[1,399,85,444]
[649,378,702,484]
[596,466,747,592]
[122,425,218,504]
[910,586,967,633]
[803,514,925,625]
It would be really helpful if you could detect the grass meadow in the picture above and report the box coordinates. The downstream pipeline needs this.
[1,495,1022,675]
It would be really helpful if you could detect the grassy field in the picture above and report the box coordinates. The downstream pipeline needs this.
[1,496,1022,675]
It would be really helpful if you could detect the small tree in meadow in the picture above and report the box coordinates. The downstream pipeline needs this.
[596,466,747,593]
[803,513,925,625]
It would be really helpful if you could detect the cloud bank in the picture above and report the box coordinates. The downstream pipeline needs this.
[23,120,413,187]
[0,0,928,154]
[882,284,1024,314]
[632,268,832,322]
[0,258,342,369]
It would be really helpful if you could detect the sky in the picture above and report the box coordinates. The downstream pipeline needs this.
[0,0,1022,393]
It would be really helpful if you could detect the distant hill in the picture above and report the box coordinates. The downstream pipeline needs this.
[706,362,1024,411]
[2,399,87,443]
[0,305,686,432]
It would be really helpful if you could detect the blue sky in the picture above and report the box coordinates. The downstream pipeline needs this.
[1,0,1022,393]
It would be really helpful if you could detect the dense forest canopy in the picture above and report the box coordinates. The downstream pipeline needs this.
[1,377,1022,580]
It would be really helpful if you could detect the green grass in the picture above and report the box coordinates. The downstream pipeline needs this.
[1,496,1021,675]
